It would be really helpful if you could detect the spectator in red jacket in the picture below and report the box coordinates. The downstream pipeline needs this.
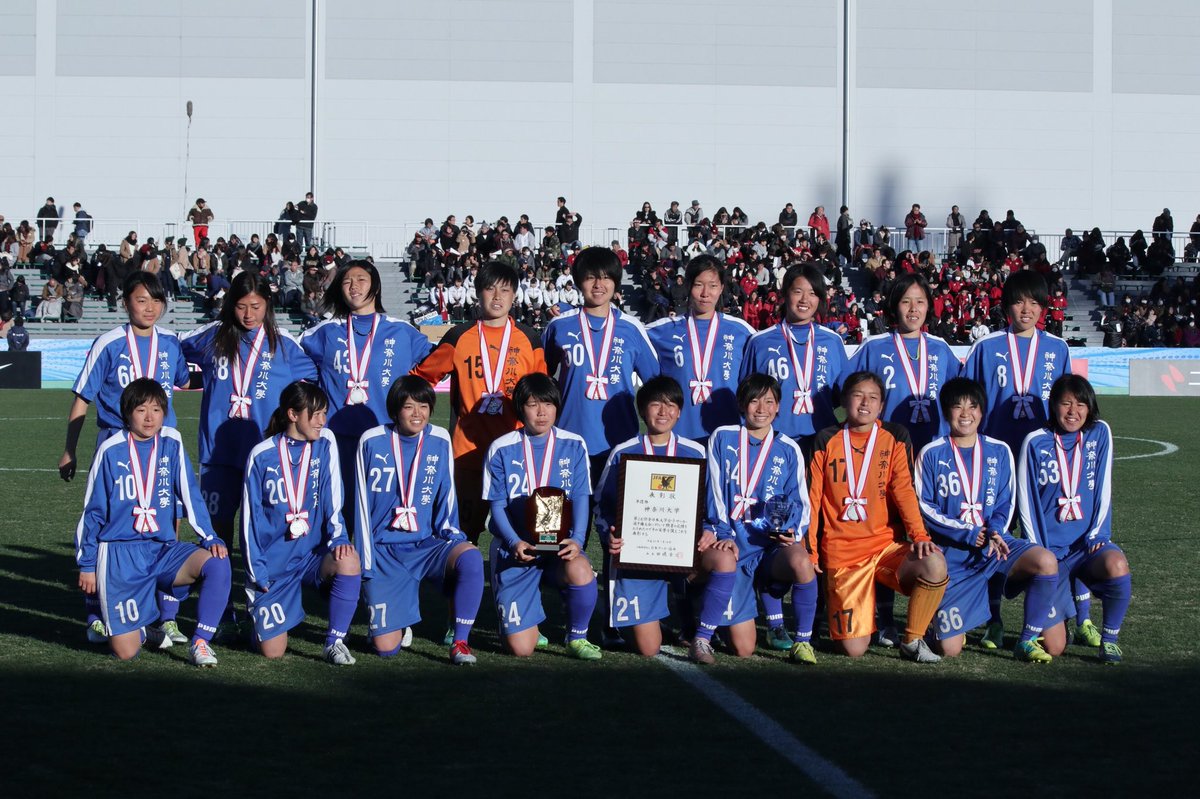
[808,206,830,243]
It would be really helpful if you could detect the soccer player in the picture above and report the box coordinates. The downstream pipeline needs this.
[543,246,659,480]
[356,376,484,665]
[706,374,818,664]
[242,382,361,665]
[595,376,735,662]
[483,374,600,660]
[300,260,432,537]
[740,263,847,459]
[75,378,231,665]
[61,271,192,643]
[808,370,948,662]
[411,261,546,544]
[645,255,755,443]
[843,272,961,647]
[915,377,1059,662]
[963,270,1074,648]
[1016,375,1130,663]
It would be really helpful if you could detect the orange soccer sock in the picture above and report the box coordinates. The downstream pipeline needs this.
[904,575,949,644]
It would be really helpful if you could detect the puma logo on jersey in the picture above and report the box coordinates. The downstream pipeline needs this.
[511,459,525,470]
[995,352,1009,361]
[672,334,686,342]
[336,337,348,346]
[266,466,280,475]
[374,453,390,463]
[881,353,894,363]
[767,346,782,355]
[118,353,132,363]
[566,331,581,342]
[937,460,951,468]
[726,445,739,458]
[116,461,130,471]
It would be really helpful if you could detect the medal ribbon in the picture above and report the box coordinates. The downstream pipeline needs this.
[642,433,677,456]
[390,429,424,531]
[1054,432,1084,522]
[128,435,160,534]
[687,315,720,405]
[125,325,159,381]
[580,311,616,400]
[228,326,266,419]
[477,319,513,414]
[893,332,931,423]
[840,423,879,522]
[732,427,774,520]
[1007,331,1040,419]
[781,322,816,414]
[522,429,557,492]
[346,314,380,403]
[277,436,312,533]
[950,441,984,526]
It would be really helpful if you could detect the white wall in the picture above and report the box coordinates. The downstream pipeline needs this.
[2,0,1199,241]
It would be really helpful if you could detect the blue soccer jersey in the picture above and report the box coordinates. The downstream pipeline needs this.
[241,429,349,591]
[180,321,319,468]
[845,331,961,453]
[543,307,659,456]
[740,322,847,441]
[963,327,1071,456]
[646,313,754,440]
[75,427,219,571]
[72,325,191,434]
[483,427,591,549]
[1017,422,1113,557]
[299,314,432,442]
[594,433,706,541]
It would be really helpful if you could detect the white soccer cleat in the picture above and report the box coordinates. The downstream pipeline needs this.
[143,625,173,650]
[189,639,218,668]
[324,638,357,666]
[400,626,414,649]
[898,637,941,664]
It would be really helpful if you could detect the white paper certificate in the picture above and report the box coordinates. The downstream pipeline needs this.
[615,455,706,572]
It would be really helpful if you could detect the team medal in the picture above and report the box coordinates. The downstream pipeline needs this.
[950,440,984,526]
[345,314,379,405]
[781,322,816,415]
[840,422,879,522]
[893,332,931,423]
[228,326,266,419]
[277,436,312,539]
[731,427,774,519]
[1054,432,1084,522]
[125,324,159,382]
[579,310,616,400]
[389,428,424,531]
[687,314,720,405]
[522,428,557,492]
[642,433,677,456]
[477,319,512,415]
[128,434,160,534]
[1006,331,1040,420]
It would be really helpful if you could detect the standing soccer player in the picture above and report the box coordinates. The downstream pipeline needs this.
[706,374,818,664]
[483,374,600,660]
[411,261,546,544]
[61,272,193,644]
[75,379,231,665]
[1017,375,1130,663]
[808,371,948,662]
[595,376,735,661]
[645,255,755,444]
[242,383,361,665]
[300,261,432,537]
[915,377,1059,662]
[356,377,485,665]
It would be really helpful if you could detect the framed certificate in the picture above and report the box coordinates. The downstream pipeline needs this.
[614,455,706,572]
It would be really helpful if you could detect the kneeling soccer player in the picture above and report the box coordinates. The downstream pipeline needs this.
[706,373,818,664]
[242,382,361,665]
[808,370,948,662]
[356,376,484,665]
[75,378,231,666]
[483,373,600,659]
[1017,375,1131,664]
[915,377,1059,662]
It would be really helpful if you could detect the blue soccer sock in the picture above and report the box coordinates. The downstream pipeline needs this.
[156,585,189,623]
[696,570,735,642]
[1020,574,1058,643]
[325,571,362,646]
[791,578,818,643]
[1072,577,1092,623]
[875,584,896,628]
[451,548,484,643]
[1092,575,1132,644]
[987,574,1004,625]
[375,641,403,658]
[561,580,598,642]
[85,595,102,626]
[193,555,231,643]
[760,588,785,631]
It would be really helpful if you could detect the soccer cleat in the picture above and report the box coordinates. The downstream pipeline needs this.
[1074,618,1102,648]
[443,627,455,646]
[535,632,549,650]
[980,622,1005,650]
[143,625,173,650]
[600,627,627,650]
[898,637,942,664]
[788,641,817,665]
[400,626,414,649]
[873,624,899,648]
[160,620,187,644]
[189,639,218,668]
[766,626,793,651]
[449,640,477,666]
[1099,641,1123,665]
[1014,639,1053,664]
[566,639,602,661]
[86,619,108,644]
[324,638,357,666]
[688,638,716,665]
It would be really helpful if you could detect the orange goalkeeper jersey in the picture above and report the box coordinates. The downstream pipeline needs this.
[411,319,546,470]
[806,421,929,569]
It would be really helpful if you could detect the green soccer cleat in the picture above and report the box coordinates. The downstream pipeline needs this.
[980,622,1005,650]
[1099,641,1123,665]
[160,620,187,644]
[1074,618,1102,648]
[766,626,793,651]
[788,641,817,665]
[86,619,108,644]
[566,638,602,661]
[443,627,455,646]
[1014,639,1053,664]
[535,632,549,650]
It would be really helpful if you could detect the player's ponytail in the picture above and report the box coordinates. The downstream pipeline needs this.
[265,381,328,437]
